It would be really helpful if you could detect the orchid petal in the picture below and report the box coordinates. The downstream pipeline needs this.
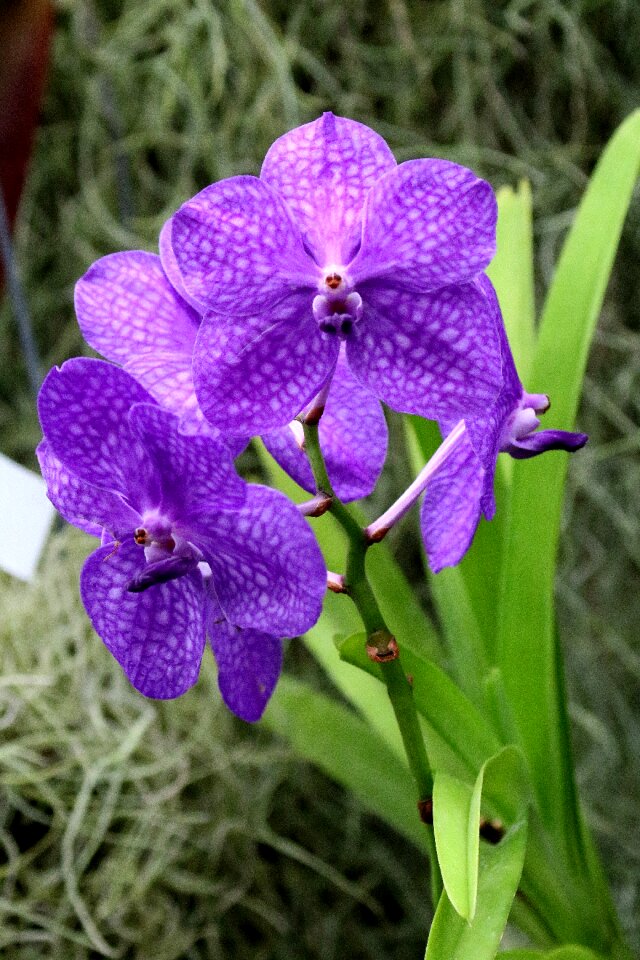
[509,429,588,459]
[74,250,222,438]
[261,112,396,266]
[464,275,523,468]
[261,425,315,495]
[172,175,317,315]
[127,404,247,518]
[123,350,209,437]
[420,430,484,572]
[319,351,388,500]
[158,216,204,312]
[80,539,206,699]
[36,439,138,539]
[193,294,339,434]
[350,159,496,291]
[208,607,282,722]
[262,350,387,502]
[126,553,200,592]
[347,279,501,420]
[195,485,326,635]
[38,358,160,505]
[75,251,200,362]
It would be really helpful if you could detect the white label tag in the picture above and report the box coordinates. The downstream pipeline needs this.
[0,451,55,581]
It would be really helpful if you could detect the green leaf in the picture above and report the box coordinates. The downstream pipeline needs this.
[433,745,530,923]
[337,632,502,783]
[499,949,604,960]
[306,624,407,759]
[262,674,429,854]
[433,771,482,921]
[488,180,536,381]
[425,820,528,960]
[481,745,531,826]
[496,107,640,932]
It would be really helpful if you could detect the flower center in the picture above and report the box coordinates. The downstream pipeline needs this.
[134,513,176,561]
[127,512,204,593]
[312,267,362,339]
[324,272,343,291]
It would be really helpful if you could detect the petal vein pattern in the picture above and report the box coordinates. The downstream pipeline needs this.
[36,440,138,539]
[172,176,317,315]
[37,358,159,504]
[261,112,396,265]
[208,598,283,723]
[347,279,502,419]
[193,294,339,434]
[81,540,206,699]
[127,403,247,519]
[262,351,387,502]
[194,485,326,636]
[350,159,497,291]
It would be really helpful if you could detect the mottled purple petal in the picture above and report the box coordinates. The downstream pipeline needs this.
[319,353,387,500]
[264,350,387,501]
[421,430,484,572]
[123,350,209,437]
[38,358,160,505]
[262,425,315,494]
[75,251,200,361]
[347,279,501,420]
[127,404,246,518]
[509,429,588,459]
[464,275,523,469]
[172,176,317,315]
[80,539,206,698]
[158,216,205,312]
[76,248,248,447]
[36,439,139,539]
[195,485,326,635]
[193,295,340,434]
[350,159,496,291]
[261,112,396,266]
[74,251,214,435]
[208,607,282,722]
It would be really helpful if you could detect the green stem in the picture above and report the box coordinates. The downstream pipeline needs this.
[303,419,440,897]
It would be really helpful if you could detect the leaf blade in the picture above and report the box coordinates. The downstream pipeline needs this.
[432,771,482,921]
[497,111,640,842]
[262,674,429,853]
[424,820,528,960]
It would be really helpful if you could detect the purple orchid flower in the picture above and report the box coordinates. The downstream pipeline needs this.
[37,358,326,719]
[169,112,503,437]
[420,278,587,572]
[75,241,387,502]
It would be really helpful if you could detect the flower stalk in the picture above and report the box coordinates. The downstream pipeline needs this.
[304,422,433,801]
[302,418,441,900]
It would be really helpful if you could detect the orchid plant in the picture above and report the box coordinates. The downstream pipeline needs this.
[37,110,640,958]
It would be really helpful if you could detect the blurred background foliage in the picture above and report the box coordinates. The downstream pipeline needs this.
[1,0,639,956]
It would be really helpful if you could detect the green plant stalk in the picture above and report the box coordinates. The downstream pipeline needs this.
[303,418,441,902]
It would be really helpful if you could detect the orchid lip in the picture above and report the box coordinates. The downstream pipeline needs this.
[126,553,200,593]
[312,291,363,339]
